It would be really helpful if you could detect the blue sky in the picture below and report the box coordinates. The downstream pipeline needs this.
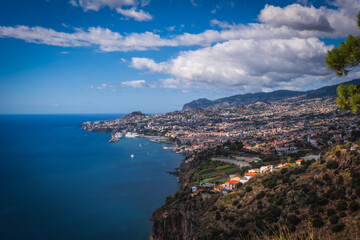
[0,0,359,114]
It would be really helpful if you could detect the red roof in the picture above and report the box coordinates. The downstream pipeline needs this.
[245,172,258,176]
[228,180,238,185]
[215,185,224,189]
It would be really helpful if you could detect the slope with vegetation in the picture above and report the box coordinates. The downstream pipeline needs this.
[152,143,360,240]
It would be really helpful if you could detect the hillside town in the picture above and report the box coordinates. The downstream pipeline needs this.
[81,96,360,156]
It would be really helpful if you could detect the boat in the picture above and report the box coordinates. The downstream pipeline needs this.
[125,132,139,138]
[131,154,135,158]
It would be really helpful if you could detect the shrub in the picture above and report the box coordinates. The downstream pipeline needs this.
[235,218,247,228]
[336,200,347,211]
[281,168,288,174]
[335,150,341,157]
[356,187,360,196]
[329,215,339,224]
[232,200,239,206]
[323,173,332,183]
[316,196,329,206]
[332,222,345,232]
[339,211,346,218]
[349,201,360,212]
[262,176,278,189]
[256,191,265,199]
[287,214,301,225]
[246,186,252,192]
[215,212,221,220]
[327,208,336,216]
[312,217,324,228]
[293,167,305,175]
[236,182,243,188]
[264,205,282,223]
[220,206,226,212]
[326,160,339,170]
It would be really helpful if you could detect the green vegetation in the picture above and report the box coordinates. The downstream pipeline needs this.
[326,12,360,113]
[216,164,230,170]
[220,167,238,174]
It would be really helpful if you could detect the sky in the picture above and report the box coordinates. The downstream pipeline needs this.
[0,0,360,114]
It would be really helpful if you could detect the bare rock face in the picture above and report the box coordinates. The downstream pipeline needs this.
[152,196,217,240]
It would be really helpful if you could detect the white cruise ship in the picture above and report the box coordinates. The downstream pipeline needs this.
[125,132,139,138]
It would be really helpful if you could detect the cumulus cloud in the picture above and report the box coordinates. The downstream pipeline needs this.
[1,0,359,52]
[2,0,360,92]
[131,38,333,91]
[70,0,152,21]
[259,1,360,37]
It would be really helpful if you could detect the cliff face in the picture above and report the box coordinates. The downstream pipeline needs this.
[152,148,217,240]
[152,196,217,240]
[152,147,360,240]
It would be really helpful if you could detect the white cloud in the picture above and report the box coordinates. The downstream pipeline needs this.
[2,0,360,93]
[190,0,198,7]
[1,0,359,52]
[70,0,152,21]
[131,38,333,91]
[121,80,149,88]
[259,1,360,38]
[116,8,152,21]
[88,82,116,90]
[210,19,234,29]
[88,80,151,89]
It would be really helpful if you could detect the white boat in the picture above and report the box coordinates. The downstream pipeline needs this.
[125,132,139,138]
[131,154,135,158]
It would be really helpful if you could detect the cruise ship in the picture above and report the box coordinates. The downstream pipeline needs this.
[125,132,139,138]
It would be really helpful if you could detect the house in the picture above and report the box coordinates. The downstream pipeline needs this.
[260,165,274,173]
[296,159,303,165]
[214,185,225,192]
[192,186,197,192]
[245,171,257,180]
[193,189,204,196]
[225,180,239,190]
[239,177,249,184]
[351,144,359,151]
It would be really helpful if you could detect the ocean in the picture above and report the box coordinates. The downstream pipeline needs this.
[0,114,183,240]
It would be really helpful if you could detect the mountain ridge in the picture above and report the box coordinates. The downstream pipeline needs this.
[182,78,360,110]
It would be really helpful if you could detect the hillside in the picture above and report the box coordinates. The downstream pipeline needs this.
[152,146,360,240]
[182,78,360,110]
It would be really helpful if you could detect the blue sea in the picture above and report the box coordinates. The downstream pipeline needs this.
[0,114,183,240]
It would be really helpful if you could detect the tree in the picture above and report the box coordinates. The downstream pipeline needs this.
[326,12,360,113]
[336,84,360,113]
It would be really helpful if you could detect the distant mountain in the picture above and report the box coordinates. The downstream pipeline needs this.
[182,78,360,110]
